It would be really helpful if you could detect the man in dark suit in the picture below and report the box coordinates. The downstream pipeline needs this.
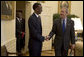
[46,7,75,56]
[16,10,25,56]
[28,3,45,56]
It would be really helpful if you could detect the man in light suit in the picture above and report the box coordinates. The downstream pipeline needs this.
[46,7,75,56]
[28,3,45,56]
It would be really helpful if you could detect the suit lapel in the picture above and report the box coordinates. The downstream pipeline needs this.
[33,13,42,30]
[59,19,63,33]
[59,18,69,33]
[65,19,70,32]
[33,13,41,23]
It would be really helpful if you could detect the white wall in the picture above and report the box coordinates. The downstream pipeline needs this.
[24,1,31,53]
[1,2,16,52]
[71,1,83,25]
[41,1,58,50]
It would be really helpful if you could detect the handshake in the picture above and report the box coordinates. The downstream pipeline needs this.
[44,36,50,41]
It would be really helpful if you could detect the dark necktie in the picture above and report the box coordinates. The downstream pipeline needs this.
[63,19,65,33]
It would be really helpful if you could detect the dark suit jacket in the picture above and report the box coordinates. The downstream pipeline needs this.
[16,17,25,52]
[49,18,75,50]
[16,18,25,38]
[28,13,44,56]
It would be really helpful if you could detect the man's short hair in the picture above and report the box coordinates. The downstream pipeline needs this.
[33,3,41,10]
[16,10,23,13]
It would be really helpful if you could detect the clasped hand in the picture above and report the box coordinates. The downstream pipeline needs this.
[44,36,50,41]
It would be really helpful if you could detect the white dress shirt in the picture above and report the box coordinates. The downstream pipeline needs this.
[16,17,22,22]
[34,13,39,18]
[62,18,67,28]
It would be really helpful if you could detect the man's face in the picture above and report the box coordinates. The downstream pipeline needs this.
[35,5,42,14]
[16,12,22,19]
[60,8,67,19]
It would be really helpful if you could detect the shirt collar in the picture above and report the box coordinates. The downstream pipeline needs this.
[34,13,39,18]
[16,17,22,21]
[62,17,67,21]
[65,17,67,22]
